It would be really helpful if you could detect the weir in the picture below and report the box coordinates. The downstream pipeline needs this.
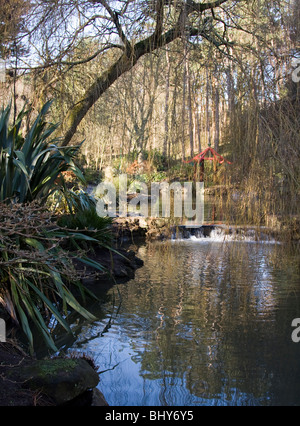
[171,224,277,243]
[113,216,279,243]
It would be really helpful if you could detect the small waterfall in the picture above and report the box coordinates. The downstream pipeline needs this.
[171,225,277,243]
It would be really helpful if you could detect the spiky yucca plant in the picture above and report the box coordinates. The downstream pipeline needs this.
[0,100,85,203]
[0,102,112,354]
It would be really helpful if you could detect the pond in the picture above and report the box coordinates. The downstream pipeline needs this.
[65,232,300,406]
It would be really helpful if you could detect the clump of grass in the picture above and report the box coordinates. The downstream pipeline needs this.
[0,202,105,355]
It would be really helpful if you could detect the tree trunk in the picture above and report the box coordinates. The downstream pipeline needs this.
[186,57,194,158]
[61,52,135,146]
[214,80,220,151]
[59,0,232,146]
[206,67,211,147]
[61,28,182,147]
[195,100,202,153]
[226,63,235,119]
[163,48,170,157]
[181,41,187,161]
[170,69,178,158]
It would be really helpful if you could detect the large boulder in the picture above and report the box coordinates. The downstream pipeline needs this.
[7,357,101,405]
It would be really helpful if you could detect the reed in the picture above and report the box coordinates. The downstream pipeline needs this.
[220,89,300,239]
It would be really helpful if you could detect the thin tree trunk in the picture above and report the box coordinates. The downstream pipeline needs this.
[181,44,187,161]
[170,69,178,158]
[163,48,170,157]
[226,63,235,120]
[195,100,202,153]
[186,58,194,158]
[206,67,211,147]
[214,80,220,151]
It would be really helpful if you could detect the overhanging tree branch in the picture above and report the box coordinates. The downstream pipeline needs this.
[60,0,238,146]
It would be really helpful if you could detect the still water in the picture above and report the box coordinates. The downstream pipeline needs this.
[67,232,300,406]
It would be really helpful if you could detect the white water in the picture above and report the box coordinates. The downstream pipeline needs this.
[172,226,278,244]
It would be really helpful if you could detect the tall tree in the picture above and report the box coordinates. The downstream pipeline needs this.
[0,0,29,60]
[163,47,171,157]
[22,0,239,146]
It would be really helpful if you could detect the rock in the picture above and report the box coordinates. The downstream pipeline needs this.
[154,218,168,229]
[111,249,144,278]
[9,358,99,405]
[91,388,109,406]
[113,217,174,241]
[112,217,148,241]
[0,343,109,406]
[138,217,148,229]
[61,388,109,406]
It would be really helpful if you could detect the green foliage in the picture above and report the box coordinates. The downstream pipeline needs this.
[0,101,85,204]
[136,171,168,184]
[0,102,115,355]
[149,149,167,172]
[82,168,101,185]
[57,190,113,249]
[0,202,102,355]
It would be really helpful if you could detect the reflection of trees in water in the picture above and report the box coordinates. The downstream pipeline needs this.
[120,242,300,404]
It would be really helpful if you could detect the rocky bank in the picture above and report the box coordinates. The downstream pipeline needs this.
[0,342,108,406]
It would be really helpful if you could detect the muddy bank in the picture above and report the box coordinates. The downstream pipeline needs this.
[74,245,144,294]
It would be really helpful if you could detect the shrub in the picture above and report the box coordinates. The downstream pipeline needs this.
[56,190,113,250]
[0,202,104,355]
[0,100,84,204]
[0,102,113,354]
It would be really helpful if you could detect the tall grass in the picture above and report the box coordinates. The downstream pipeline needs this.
[220,89,300,236]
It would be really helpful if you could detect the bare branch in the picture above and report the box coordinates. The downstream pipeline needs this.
[16,44,124,71]
[89,0,132,52]
[60,0,239,146]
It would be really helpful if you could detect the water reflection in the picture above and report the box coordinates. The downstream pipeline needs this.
[67,240,300,406]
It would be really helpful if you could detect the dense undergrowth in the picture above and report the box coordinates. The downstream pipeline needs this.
[0,102,113,355]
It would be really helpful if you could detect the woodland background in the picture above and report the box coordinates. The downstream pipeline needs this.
[0,0,299,224]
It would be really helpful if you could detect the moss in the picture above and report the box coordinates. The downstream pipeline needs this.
[6,357,100,405]
[5,358,79,381]
[33,359,78,377]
